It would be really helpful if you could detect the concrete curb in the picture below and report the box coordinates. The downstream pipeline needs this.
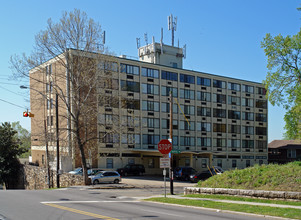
[184,187,301,200]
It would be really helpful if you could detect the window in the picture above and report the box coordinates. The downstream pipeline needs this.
[121,98,140,110]
[232,160,237,168]
[98,61,118,72]
[148,158,155,168]
[142,118,160,128]
[213,138,226,147]
[197,77,211,86]
[185,159,190,167]
[161,103,178,113]
[213,108,226,118]
[213,123,226,133]
[197,107,211,117]
[163,135,178,146]
[47,99,53,109]
[121,134,140,144]
[242,98,254,107]
[197,91,211,101]
[242,112,254,121]
[180,105,195,115]
[180,121,195,131]
[212,94,226,104]
[99,96,119,108]
[161,71,178,81]
[256,113,267,122]
[47,116,53,126]
[99,132,119,143]
[217,159,222,167]
[256,100,267,109]
[142,101,159,111]
[228,96,240,106]
[228,82,240,91]
[242,126,254,135]
[228,110,241,119]
[106,158,113,169]
[213,80,226,89]
[120,80,140,92]
[197,137,211,147]
[257,87,266,95]
[242,140,254,149]
[142,84,159,95]
[242,85,254,93]
[228,139,240,148]
[246,160,250,167]
[142,134,160,145]
[161,86,178,97]
[162,119,178,129]
[99,78,119,90]
[228,125,240,134]
[120,64,139,75]
[180,74,195,84]
[98,114,116,125]
[196,122,211,132]
[256,141,266,150]
[180,89,195,100]
[202,159,207,168]
[141,67,159,78]
[287,149,296,158]
[180,136,195,146]
[46,64,52,75]
[256,127,267,135]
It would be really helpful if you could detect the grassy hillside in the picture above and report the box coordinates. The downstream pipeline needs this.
[197,161,301,192]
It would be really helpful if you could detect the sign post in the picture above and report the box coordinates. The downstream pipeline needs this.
[158,139,172,197]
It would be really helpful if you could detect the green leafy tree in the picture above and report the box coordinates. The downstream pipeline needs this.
[0,122,26,189]
[11,121,31,158]
[261,29,301,139]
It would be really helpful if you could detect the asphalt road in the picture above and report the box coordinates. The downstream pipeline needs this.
[0,177,268,220]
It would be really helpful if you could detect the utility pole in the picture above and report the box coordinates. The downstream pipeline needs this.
[56,93,60,188]
[44,120,51,188]
[169,91,174,195]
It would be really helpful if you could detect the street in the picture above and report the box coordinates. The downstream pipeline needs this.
[0,178,268,220]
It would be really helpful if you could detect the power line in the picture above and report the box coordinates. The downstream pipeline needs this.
[0,98,26,109]
[0,85,25,97]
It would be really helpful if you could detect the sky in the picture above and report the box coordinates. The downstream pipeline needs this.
[0,0,300,143]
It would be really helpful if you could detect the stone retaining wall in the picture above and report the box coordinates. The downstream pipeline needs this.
[23,165,84,190]
[184,187,301,200]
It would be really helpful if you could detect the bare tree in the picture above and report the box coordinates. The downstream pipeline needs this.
[10,9,107,185]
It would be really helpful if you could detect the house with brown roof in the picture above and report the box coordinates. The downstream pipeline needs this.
[268,140,301,164]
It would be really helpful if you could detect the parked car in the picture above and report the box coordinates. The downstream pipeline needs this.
[174,167,197,180]
[68,167,83,175]
[116,164,145,176]
[189,166,224,183]
[88,168,104,176]
[91,171,121,184]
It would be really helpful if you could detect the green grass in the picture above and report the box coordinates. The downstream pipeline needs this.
[197,162,301,192]
[185,194,301,206]
[146,197,301,219]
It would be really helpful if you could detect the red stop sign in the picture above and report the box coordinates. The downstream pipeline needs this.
[158,139,172,154]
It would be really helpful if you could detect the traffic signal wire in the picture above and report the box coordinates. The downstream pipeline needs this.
[0,98,25,109]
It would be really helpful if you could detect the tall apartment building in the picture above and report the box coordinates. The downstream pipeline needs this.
[30,42,268,174]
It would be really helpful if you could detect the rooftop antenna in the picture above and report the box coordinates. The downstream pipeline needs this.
[136,38,140,49]
[102,31,106,45]
[183,44,187,59]
[168,14,177,46]
[144,33,148,45]
[160,28,163,54]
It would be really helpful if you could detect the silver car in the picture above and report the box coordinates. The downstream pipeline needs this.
[91,171,121,184]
